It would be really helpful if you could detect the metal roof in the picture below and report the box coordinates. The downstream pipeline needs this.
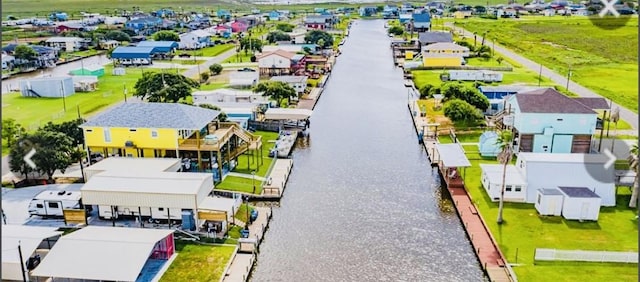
[270,75,308,84]
[2,225,62,264]
[264,108,312,120]
[198,196,237,214]
[136,40,179,49]
[81,171,212,196]
[85,157,181,173]
[515,88,596,114]
[81,103,219,130]
[110,46,155,59]
[46,36,83,43]
[31,226,173,282]
[418,32,453,44]
[435,143,471,167]
[558,186,600,198]
[480,164,526,185]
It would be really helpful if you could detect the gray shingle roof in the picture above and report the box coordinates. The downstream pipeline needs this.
[515,88,596,114]
[418,32,453,44]
[81,103,220,129]
[558,186,600,198]
[573,97,610,110]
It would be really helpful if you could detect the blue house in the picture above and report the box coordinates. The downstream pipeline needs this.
[125,17,163,34]
[383,5,399,18]
[109,46,155,65]
[268,10,281,20]
[217,9,231,19]
[136,41,179,55]
[154,9,175,18]
[411,12,431,32]
[2,44,58,68]
[359,6,378,17]
[502,88,608,154]
[49,12,68,21]
[479,85,544,115]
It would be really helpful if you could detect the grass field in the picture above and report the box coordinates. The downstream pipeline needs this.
[192,44,235,57]
[461,146,638,282]
[159,242,235,282]
[223,53,254,64]
[454,17,639,112]
[2,65,143,130]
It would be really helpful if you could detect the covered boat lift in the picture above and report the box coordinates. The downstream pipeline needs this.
[435,143,472,189]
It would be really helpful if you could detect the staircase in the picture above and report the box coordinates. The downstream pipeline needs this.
[27,89,42,97]
[487,109,510,130]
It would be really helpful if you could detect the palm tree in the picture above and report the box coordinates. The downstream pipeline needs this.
[629,143,638,208]
[496,130,513,224]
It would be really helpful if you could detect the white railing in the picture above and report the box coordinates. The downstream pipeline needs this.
[535,248,639,263]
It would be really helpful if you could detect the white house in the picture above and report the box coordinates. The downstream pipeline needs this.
[270,75,308,96]
[480,153,615,206]
[45,37,87,52]
[178,29,212,49]
[192,88,266,105]
[229,71,260,88]
[257,49,295,75]
[422,42,471,57]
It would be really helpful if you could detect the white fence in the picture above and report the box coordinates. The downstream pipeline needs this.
[535,248,639,263]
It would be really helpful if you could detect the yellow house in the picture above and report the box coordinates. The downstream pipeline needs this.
[80,103,263,179]
[422,53,464,67]
[422,42,470,57]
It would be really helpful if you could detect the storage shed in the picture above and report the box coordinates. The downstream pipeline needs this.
[32,226,175,282]
[535,188,564,216]
[2,225,62,281]
[479,163,527,202]
[20,77,75,98]
[478,131,500,157]
[83,157,182,181]
[71,75,99,92]
[69,65,105,77]
[557,186,601,221]
[80,171,213,221]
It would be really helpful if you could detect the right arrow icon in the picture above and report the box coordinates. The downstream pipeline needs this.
[603,148,616,170]
[24,148,36,169]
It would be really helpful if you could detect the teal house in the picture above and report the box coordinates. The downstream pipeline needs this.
[69,65,105,77]
[502,88,608,154]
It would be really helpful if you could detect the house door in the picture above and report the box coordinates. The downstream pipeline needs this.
[44,201,62,216]
[549,198,557,215]
[580,202,590,220]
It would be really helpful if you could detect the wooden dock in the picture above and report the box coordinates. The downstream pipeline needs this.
[260,159,293,200]
[408,102,516,282]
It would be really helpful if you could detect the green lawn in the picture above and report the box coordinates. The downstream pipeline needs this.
[156,59,206,65]
[59,49,102,61]
[223,53,254,64]
[234,203,255,224]
[216,131,280,194]
[199,82,228,91]
[2,65,143,130]
[192,44,235,57]
[455,17,638,113]
[159,242,235,282]
[460,149,638,282]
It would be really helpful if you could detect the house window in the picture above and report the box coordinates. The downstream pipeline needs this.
[151,130,158,138]
[48,202,59,209]
[86,129,93,132]
[103,128,111,142]
[556,118,563,121]
[159,207,165,211]
[505,185,512,192]
[537,194,541,204]
[515,185,522,192]
[129,128,137,132]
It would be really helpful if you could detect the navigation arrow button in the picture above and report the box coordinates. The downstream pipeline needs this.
[603,148,616,170]
[24,148,36,169]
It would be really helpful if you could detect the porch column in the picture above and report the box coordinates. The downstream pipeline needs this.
[196,130,201,149]
[197,150,202,171]
[216,151,223,181]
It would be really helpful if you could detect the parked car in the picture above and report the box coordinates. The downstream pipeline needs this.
[238,67,256,72]
[250,209,258,223]
[240,228,250,238]
[178,53,191,58]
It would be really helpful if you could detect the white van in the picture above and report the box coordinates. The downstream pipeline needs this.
[28,190,82,217]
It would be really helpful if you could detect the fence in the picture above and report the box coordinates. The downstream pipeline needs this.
[534,248,639,263]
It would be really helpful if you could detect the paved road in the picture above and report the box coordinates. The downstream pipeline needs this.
[448,23,638,130]
[181,48,238,79]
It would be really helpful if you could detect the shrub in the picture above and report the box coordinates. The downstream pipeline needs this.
[200,72,210,82]
[388,26,404,36]
[443,99,483,122]
[209,64,223,75]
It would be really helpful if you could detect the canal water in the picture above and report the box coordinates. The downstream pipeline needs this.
[251,20,485,281]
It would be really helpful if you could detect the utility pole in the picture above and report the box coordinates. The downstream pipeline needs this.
[60,80,67,112]
[18,241,27,282]
[538,64,542,86]
[566,65,572,91]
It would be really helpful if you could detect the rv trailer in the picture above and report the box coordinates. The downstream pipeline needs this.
[28,190,82,217]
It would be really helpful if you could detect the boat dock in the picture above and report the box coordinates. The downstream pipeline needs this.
[260,159,294,200]
[408,100,517,282]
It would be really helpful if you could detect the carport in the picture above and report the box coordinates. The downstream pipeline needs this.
[264,108,313,121]
[110,46,155,66]
[197,196,241,235]
[31,226,175,282]
[435,143,472,188]
[2,225,62,281]
[136,41,179,55]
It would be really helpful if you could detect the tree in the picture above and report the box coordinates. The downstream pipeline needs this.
[496,56,504,65]
[105,30,131,42]
[31,129,75,181]
[200,72,210,83]
[2,118,25,148]
[209,63,223,75]
[153,30,179,42]
[419,84,436,99]
[253,81,297,106]
[276,23,294,32]
[134,72,200,103]
[316,38,325,49]
[41,118,85,147]
[199,104,228,122]
[443,99,483,122]
[266,31,291,43]
[629,143,638,208]
[388,26,404,36]
[8,137,34,180]
[495,130,513,224]
[239,37,263,53]
[441,83,490,111]
[14,45,38,61]
[304,30,333,48]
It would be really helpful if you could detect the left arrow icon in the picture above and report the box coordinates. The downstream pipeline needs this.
[24,148,36,168]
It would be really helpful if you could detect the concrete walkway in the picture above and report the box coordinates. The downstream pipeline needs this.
[448,23,638,130]
[226,172,266,181]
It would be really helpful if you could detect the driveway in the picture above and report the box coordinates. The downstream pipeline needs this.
[448,23,638,130]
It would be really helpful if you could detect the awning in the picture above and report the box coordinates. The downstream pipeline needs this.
[435,143,471,167]
[198,196,237,214]
[264,108,313,120]
[31,226,174,282]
